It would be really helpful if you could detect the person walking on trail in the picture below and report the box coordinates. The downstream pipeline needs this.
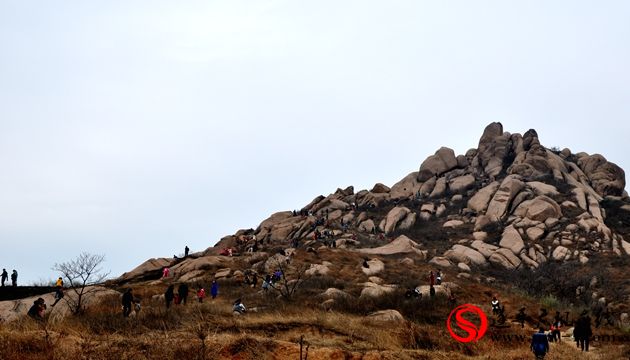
[1,269,7,287]
[122,289,133,317]
[185,246,189,257]
[531,327,550,359]
[178,283,189,305]
[516,307,527,328]
[55,277,63,287]
[210,280,218,299]
[11,270,17,286]
[428,271,435,287]
[165,285,175,309]
[491,296,501,315]
[575,310,592,352]
[551,312,562,342]
[197,287,206,303]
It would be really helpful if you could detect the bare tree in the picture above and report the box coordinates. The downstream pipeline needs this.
[268,258,310,301]
[52,252,109,315]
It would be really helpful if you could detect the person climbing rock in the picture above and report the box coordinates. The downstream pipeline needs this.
[55,277,63,287]
[531,327,550,359]
[122,289,133,317]
[165,285,175,309]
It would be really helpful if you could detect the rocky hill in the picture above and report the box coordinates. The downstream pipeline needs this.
[4,122,630,359]
[116,121,630,323]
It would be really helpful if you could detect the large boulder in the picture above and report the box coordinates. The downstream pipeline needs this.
[489,248,522,270]
[371,183,391,194]
[449,174,476,194]
[577,154,626,197]
[444,245,487,266]
[486,175,525,221]
[552,246,570,261]
[513,195,562,222]
[418,147,458,181]
[468,181,500,213]
[470,240,499,258]
[499,225,525,255]
[366,309,404,322]
[360,235,427,258]
[390,172,422,199]
[475,122,510,177]
[361,259,385,276]
[118,258,174,281]
[381,206,411,234]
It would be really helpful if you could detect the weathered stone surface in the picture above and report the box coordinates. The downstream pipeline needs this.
[470,240,499,258]
[367,309,404,322]
[371,183,391,194]
[429,256,452,268]
[449,174,476,194]
[119,258,174,281]
[398,212,417,231]
[429,177,447,199]
[360,282,396,298]
[527,182,559,197]
[359,235,426,257]
[306,263,331,276]
[468,181,500,213]
[358,219,376,233]
[578,154,626,197]
[513,195,562,222]
[381,206,411,234]
[476,122,510,177]
[361,259,385,276]
[443,219,464,228]
[418,147,459,181]
[458,262,471,272]
[489,248,522,270]
[444,245,487,266]
[526,226,545,242]
[499,225,525,255]
[552,246,570,261]
[390,172,422,199]
[486,175,525,221]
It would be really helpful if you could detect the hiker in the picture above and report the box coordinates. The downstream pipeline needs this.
[28,298,46,320]
[362,259,369,268]
[197,287,206,303]
[405,288,421,298]
[273,269,282,282]
[185,246,189,257]
[162,267,170,278]
[178,283,189,305]
[55,277,63,287]
[436,270,443,285]
[165,285,175,309]
[122,289,133,317]
[448,292,457,308]
[491,296,501,315]
[233,298,246,315]
[516,307,526,328]
[51,286,65,307]
[574,310,592,352]
[210,280,218,299]
[429,285,436,297]
[531,327,550,359]
[251,273,258,288]
[11,270,17,286]
[428,271,435,287]
[551,312,562,342]
[262,277,270,292]
[1,269,7,286]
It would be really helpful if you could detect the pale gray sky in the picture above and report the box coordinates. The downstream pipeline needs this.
[1,1,629,284]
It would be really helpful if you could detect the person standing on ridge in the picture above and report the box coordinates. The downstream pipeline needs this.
[55,277,63,287]
[122,289,133,317]
[185,246,189,257]
[11,270,17,287]
[1,269,7,286]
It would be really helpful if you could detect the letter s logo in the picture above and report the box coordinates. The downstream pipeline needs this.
[446,304,488,343]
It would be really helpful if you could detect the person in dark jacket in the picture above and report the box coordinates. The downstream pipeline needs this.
[27,298,46,320]
[178,283,189,305]
[11,270,17,287]
[574,310,592,351]
[165,285,175,309]
[210,280,219,299]
[1,269,7,286]
[531,327,550,359]
[122,289,133,317]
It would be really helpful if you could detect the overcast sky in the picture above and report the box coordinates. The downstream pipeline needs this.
[1,1,629,284]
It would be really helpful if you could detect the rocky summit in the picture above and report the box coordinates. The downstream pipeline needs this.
[4,122,630,359]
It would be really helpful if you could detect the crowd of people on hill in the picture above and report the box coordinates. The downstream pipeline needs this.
[1,269,18,287]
